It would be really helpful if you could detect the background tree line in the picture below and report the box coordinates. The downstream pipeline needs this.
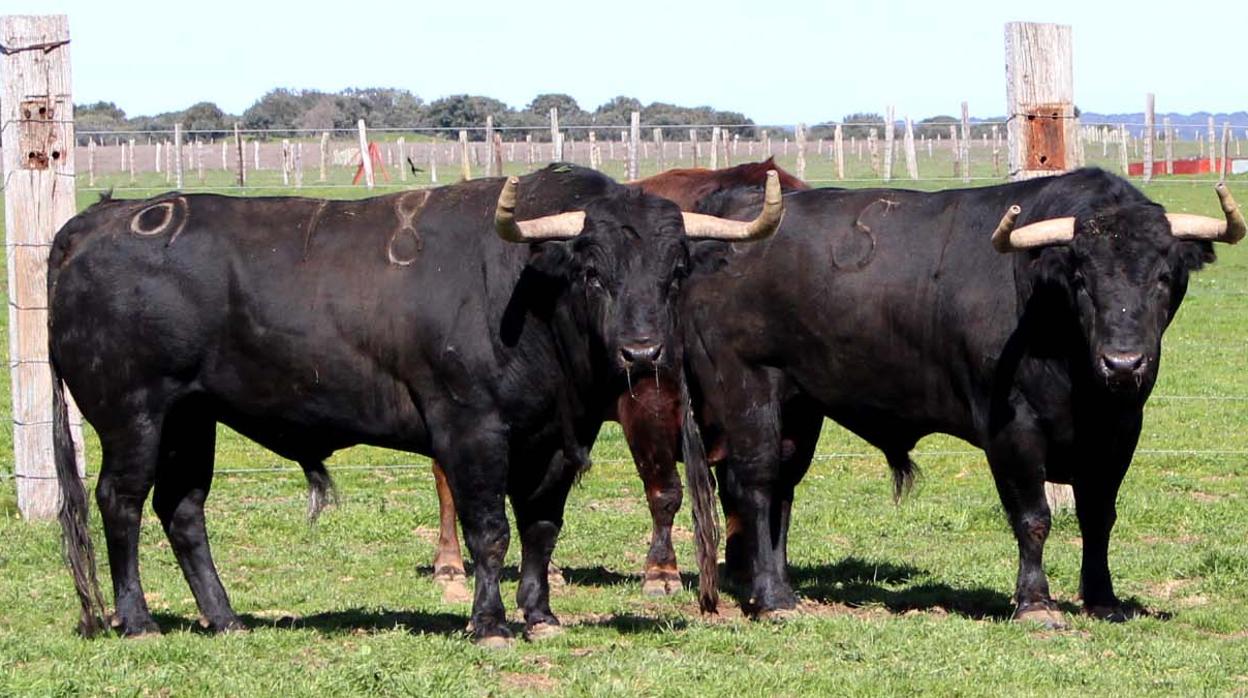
[75,88,757,141]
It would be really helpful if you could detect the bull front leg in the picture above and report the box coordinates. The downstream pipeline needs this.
[1072,411,1140,622]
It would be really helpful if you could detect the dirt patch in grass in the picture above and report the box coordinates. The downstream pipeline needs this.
[500,672,559,692]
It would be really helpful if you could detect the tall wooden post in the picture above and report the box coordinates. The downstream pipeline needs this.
[959,102,971,183]
[234,122,245,186]
[357,119,374,189]
[549,107,561,161]
[654,127,665,171]
[1004,21,1078,510]
[397,136,407,182]
[710,126,721,170]
[173,123,184,188]
[458,129,471,180]
[903,116,919,180]
[627,111,640,180]
[1143,93,1155,182]
[882,106,895,181]
[1,14,86,519]
[1207,117,1217,174]
[319,131,329,182]
[1163,116,1174,175]
[484,116,495,176]
[795,123,807,181]
[834,123,845,180]
[1004,22,1077,181]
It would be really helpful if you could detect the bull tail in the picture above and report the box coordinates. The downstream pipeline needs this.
[886,450,918,503]
[50,356,107,636]
[299,461,338,523]
[679,377,719,614]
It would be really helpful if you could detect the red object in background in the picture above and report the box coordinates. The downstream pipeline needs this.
[1127,157,1236,176]
[352,142,393,185]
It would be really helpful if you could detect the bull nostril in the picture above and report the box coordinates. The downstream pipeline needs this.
[620,343,663,365]
[1101,352,1145,375]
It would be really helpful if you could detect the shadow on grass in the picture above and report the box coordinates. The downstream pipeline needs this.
[414,564,641,589]
[150,606,682,638]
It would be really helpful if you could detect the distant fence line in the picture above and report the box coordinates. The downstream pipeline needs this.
[18,110,1247,195]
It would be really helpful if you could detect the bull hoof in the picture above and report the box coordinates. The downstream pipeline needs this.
[198,615,248,634]
[110,613,160,637]
[525,621,564,641]
[755,606,799,622]
[547,564,567,589]
[641,572,681,596]
[1012,604,1068,630]
[1085,605,1129,623]
[438,577,473,604]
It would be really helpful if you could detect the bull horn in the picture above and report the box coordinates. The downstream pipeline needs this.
[1166,182,1246,244]
[494,176,586,242]
[990,204,1075,253]
[681,170,784,241]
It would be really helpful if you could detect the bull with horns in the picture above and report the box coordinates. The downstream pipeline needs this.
[679,168,1242,624]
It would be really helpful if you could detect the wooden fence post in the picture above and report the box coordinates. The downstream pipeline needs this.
[492,133,503,176]
[1,14,86,518]
[234,122,245,186]
[196,139,204,182]
[654,127,665,171]
[155,141,162,173]
[294,142,303,189]
[689,128,699,168]
[1203,116,1213,174]
[1143,93,1155,182]
[173,122,182,188]
[397,136,407,182]
[357,119,374,189]
[710,126,721,170]
[1004,22,1076,182]
[903,116,918,180]
[458,129,471,180]
[627,111,640,180]
[1163,116,1174,175]
[1005,21,1078,510]
[429,141,438,183]
[525,133,534,167]
[1220,122,1231,183]
[1118,124,1129,175]
[280,139,290,186]
[130,138,137,181]
[868,128,879,175]
[882,106,895,181]
[834,123,845,180]
[959,102,971,183]
[87,137,95,186]
[484,116,495,176]
[319,131,329,182]
[550,107,561,161]
[795,123,807,180]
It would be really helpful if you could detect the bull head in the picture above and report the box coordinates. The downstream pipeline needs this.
[495,171,785,243]
[991,183,1246,252]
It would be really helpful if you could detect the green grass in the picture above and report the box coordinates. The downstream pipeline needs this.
[1,164,1246,696]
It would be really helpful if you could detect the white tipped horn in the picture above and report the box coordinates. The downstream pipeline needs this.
[1166,182,1246,244]
[494,176,586,242]
[681,170,784,241]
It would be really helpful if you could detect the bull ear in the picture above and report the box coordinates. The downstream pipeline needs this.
[524,241,572,280]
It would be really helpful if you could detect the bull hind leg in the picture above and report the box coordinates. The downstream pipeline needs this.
[94,416,162,636]
[430,460,470,603]
[618,384,684,596]
[151,398,244,632]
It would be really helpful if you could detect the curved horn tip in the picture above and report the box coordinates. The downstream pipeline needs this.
[1215,182,1246,244]
[990,204,1023,253]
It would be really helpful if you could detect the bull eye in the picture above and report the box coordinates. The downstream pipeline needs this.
[584,266,604,290]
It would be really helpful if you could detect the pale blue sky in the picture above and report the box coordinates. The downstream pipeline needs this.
[16,0,1248,123]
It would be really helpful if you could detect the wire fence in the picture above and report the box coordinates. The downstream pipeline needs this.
[18,115,1245,198]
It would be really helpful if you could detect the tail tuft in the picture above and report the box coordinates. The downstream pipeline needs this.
[887,452,918,503]
[301,462,338,523]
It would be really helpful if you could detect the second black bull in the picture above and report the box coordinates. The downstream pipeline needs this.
[681,168,1243,625]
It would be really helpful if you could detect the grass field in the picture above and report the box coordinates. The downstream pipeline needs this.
[1,164,1246,696]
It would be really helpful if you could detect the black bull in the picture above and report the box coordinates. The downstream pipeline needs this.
[682,168,1242,625]
[47,164,777,644]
